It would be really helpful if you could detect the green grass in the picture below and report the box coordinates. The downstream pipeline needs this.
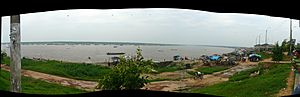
[0,72,10,91]
[187,71,196,76]
[3,57,111,81]
[257,52,272,60]
[295,59,300,63]
[1,55,10,64]
[0,70,85,94]
[196,66,229,74]
[229,63,264,82]
[188,63,291,97]
[153,63,184,73]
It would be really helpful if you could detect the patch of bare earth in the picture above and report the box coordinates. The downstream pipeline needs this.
[142,61,257,92]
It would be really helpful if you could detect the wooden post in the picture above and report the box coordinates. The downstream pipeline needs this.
[10,15,21,93]
[290,19,292,54]
[0,17,3,75]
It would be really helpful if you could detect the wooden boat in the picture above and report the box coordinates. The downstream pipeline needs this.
[106,52,125,55]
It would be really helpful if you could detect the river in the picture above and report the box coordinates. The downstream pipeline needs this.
[1,44,234,63]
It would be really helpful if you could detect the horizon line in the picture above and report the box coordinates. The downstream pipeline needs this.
[1,41,249,48]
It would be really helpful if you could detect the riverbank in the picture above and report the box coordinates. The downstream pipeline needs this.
[1,44,235,63]
[1,56,111,81]
[0,69,86,94]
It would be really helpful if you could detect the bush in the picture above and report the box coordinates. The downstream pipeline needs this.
[97,47,153,90]
[272,42,283,61]
[1,51,8,64]
[257,52,271,60]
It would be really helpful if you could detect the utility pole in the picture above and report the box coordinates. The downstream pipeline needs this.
[256,36,258,45]
[0,16,2,75]
[258,34,261,45]
[289,19,293,56]
[258,34,261,52]
[265,30,268,50]
[265,30,268,44]
[10,15,21,93]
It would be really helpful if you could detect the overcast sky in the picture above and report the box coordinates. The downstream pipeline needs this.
[1,8,300,47]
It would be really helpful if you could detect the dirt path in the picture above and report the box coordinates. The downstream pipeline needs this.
[260,58,291,64]
[142,61,258,92]
[1,64,98,91]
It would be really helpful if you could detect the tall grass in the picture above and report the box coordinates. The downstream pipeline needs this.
[153,62,184,73]
[3,57,111,81]
[0,70,85,94]
[257,52,272,60]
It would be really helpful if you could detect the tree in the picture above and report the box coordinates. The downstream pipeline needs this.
[1,51,7,75]
[1,51,7,64]
[296,43,300,50]
[272,42,283,62]
[97,47,153,90]
[281,39,288,52]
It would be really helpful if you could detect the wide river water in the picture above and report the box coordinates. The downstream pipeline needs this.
[1,44,234,63]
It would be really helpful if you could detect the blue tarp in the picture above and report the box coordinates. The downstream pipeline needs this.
[210,55,221,61]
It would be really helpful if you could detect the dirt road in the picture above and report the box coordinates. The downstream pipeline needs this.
[1,64,98,91]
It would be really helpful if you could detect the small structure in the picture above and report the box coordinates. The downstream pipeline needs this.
[106,52,125,66]
[254,43,274,51]
[107,52,125,55]
[173,55,181,61]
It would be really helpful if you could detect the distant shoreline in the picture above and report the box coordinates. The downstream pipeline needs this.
[1,41,247,49]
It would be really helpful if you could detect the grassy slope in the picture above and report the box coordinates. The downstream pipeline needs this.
[3,57,111,81]
[154,65,183,73]
[189,63,290,97]
[0,70,85,94]
[153,63,184,73]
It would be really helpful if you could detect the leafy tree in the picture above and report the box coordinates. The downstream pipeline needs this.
[97,47,153,90]
[272,42,283,62]
[1,51,7,64]
[281,39,288,52]
[284,39,296,53]
[295,43,300,50]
